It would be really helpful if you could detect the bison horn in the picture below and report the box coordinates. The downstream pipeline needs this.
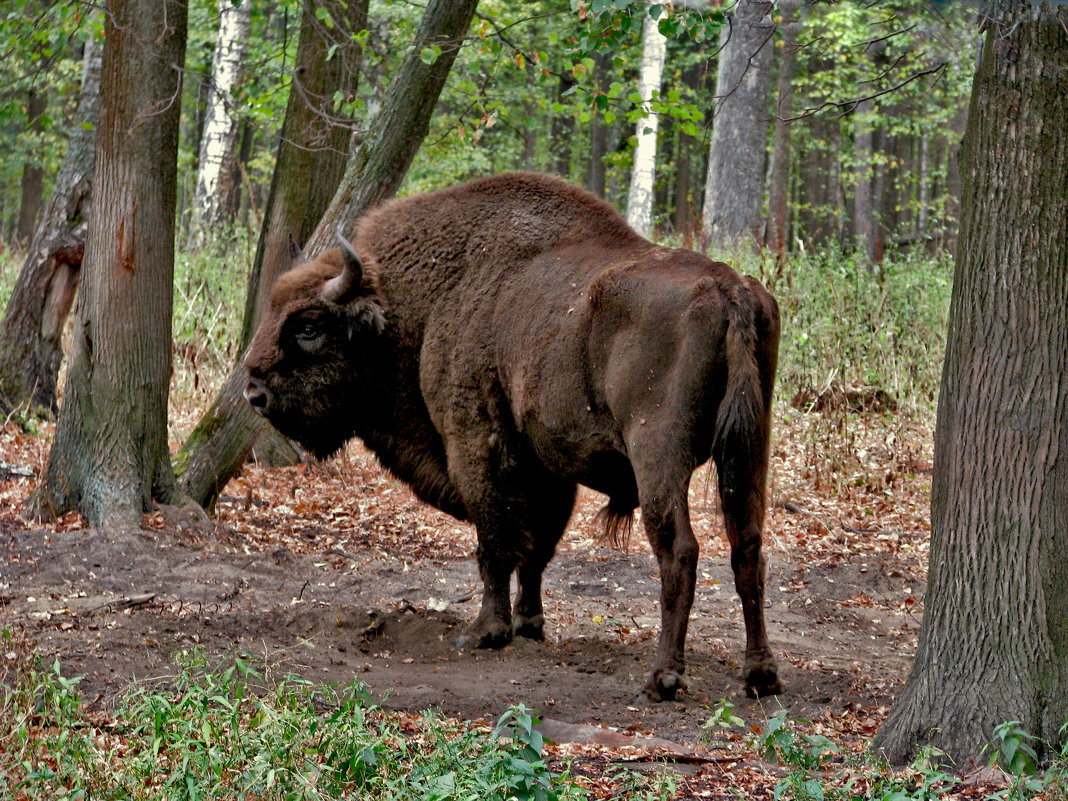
[322,234,363,303]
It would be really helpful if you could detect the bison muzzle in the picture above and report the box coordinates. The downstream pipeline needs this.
[244,172,782,701]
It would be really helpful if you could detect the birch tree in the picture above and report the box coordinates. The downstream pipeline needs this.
[625,8,667,238]
[189,0,250,242]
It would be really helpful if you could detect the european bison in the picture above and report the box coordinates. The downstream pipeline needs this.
[244,173,781,701]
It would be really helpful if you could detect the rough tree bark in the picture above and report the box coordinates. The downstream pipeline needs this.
[188,0,251,242]
[31,0,188,527]
[765,0,800,258]
[701,0,774,247]
[0,37,102,416]
[625,9,667,238]
[873,0,1068,765]
[176,0,369,509]
[178,0,477,510]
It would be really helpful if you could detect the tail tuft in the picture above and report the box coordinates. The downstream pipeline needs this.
[594,496,636,551]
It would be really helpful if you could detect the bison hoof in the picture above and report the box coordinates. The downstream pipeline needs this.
[513,615,545,641]
[456,623,513,650]
[643,669,687,702]
[744,664,784,698]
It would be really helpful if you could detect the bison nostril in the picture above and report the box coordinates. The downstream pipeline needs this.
[244,378,271,415]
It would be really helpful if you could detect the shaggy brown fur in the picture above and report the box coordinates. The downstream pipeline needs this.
[244,173,782,701]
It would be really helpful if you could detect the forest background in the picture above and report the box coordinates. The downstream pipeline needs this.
[4,1,1065,799]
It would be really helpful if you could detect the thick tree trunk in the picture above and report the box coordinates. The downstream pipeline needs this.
[701,0,774,247]
[852,98,877,266]
[32,0,188,527]
[625,10,667,238]
[765,0,800,257]
[15,89,48,247]
[873,1,1068,765]
[177,0,369,509]
[0,37,102,416]
[188,0,251,242]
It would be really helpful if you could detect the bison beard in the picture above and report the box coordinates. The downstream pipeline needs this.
[244,172,782,701]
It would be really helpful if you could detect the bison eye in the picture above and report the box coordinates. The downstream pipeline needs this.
[293,321,326,352]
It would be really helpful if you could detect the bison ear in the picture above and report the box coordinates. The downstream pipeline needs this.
[322,234,363,304]
[288,234,307,265]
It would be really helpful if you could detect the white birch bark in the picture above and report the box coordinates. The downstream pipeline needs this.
[190,0,250,239]
[625,10,667,238]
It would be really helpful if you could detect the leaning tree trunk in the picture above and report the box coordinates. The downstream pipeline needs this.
[625,10,667,238]
[32,0,187,527]
[302,0,479,254]
[701,0,774,248]
[873,0,1068,766]
[765,0,800,259]
[0,37,101,417]
[176,0,369,509]
[188,0,251,243]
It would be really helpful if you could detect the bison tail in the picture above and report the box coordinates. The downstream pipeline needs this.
[594,496,635,552]
[712,289,768,501]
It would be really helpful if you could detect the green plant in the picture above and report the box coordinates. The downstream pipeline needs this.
[759,709,839,771]
[0,648,592,801]
[702,697,744,734]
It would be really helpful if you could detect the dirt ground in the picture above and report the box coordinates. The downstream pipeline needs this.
[0,420,930,751]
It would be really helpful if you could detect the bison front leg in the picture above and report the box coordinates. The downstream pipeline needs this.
[456,537,516,650]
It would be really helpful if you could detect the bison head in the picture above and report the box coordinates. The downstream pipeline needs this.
[244,237,386,459]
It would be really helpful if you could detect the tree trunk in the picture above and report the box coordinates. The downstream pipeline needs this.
[0,37,102,417]
[852,98,877,266]
[586,52,611,198]
[625,10,667,238]
[32,0,188,527]
[873,1,1068,765]
[765,0,800,257]
[15,89,48,247]
[701,0,774,247]
[178,0,475,511]
[177,0,369,509]
[188,0,251,243]
[303,0,478,254]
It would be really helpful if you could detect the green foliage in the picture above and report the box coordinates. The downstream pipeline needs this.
[742,247,954,413]
[0,646,591,801]
[703,697,744,731]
